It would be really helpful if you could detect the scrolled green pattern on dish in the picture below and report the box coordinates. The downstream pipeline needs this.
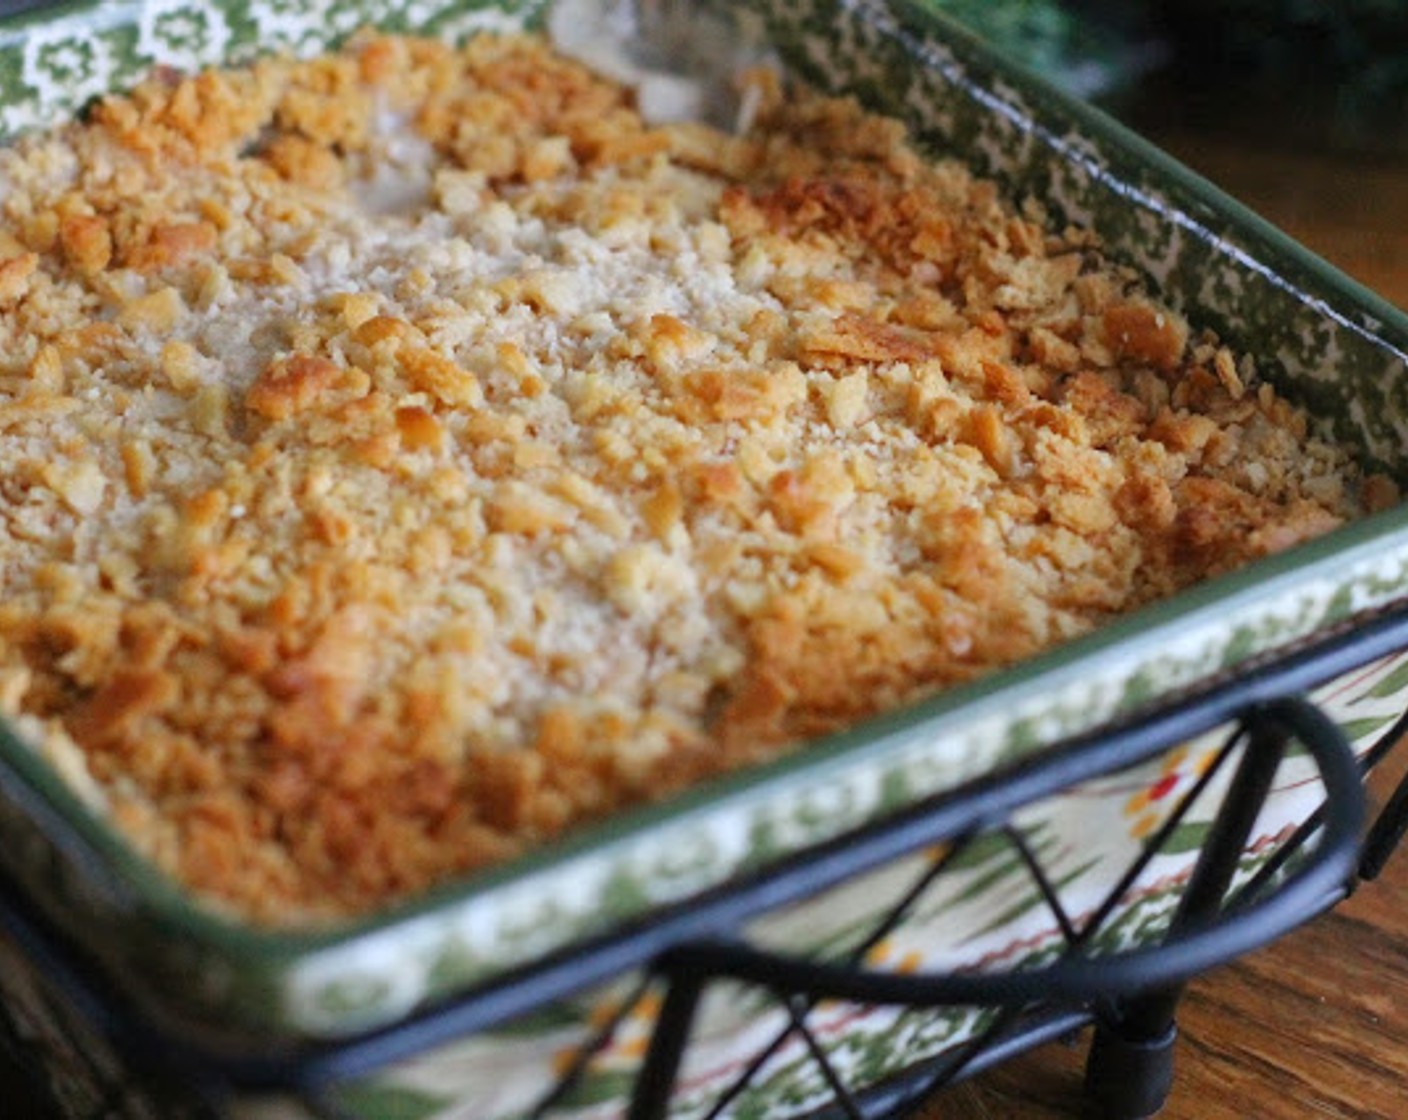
[0,1,548,138]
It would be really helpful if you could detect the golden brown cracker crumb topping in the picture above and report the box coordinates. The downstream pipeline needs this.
[0,33,1387,922]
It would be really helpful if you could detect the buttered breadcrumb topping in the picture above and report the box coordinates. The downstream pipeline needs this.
[0,34,1390,922]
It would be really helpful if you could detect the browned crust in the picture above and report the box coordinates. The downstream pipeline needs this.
[0,33,1388,923]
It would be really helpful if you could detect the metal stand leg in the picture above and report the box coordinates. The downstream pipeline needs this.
[1084,717,1288,1118]
[1085,1016,1177,1120]
[626,970,704,1120]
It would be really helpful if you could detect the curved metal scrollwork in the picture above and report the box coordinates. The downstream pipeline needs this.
[527,698,1364,1120]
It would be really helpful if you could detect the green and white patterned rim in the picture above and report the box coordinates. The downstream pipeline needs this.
[3,0,1408,1054]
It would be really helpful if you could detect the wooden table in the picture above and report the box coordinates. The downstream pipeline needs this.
[925,115,1408,1120]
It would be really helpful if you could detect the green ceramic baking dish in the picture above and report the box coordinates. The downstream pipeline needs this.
[4,1,1408,1117]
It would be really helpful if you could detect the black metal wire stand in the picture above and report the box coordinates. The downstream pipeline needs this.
[6,612,1408,1119]
[537,698,1363,1120]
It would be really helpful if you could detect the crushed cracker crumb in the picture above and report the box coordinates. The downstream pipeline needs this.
[0,33,1387,923]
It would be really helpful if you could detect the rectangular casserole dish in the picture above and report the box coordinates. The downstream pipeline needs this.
[4,0,1408,1116]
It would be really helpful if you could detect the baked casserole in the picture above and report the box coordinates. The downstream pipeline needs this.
[0,32,1388,923]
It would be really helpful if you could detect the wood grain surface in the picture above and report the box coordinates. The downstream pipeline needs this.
[917,116,1408,1120]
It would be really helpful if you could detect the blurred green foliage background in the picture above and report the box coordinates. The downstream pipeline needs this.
[931,0,1408,147]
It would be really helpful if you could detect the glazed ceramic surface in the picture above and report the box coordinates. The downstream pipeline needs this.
[4,1,1408,1116]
